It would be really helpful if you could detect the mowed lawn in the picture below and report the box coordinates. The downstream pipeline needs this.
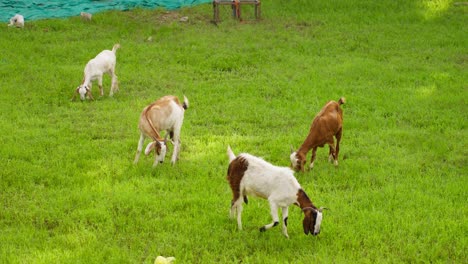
[0,0,466,263]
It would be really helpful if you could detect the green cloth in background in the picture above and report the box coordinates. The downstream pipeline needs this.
[1,0,211,22]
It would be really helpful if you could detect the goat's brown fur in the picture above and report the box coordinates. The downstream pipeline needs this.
[227,157,249,205]
[296,189,315,209]
[292,97,345,171]
[296,189,320,235]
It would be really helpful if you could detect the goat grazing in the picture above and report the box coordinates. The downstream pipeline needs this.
[80,12,92,21]
[226,146,326,238]
[291,97,345,172]
[154,256,175,264]
[134,95,189,167]
[72,44,120,101]
[8,14,24,28]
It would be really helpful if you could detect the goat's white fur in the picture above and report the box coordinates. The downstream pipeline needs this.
[227,146,323,238]
[134,95,189,167]
[8,14,24,28]
[74,44,120,100]
[80,12,92,21]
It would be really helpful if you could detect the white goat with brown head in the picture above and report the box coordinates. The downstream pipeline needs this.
[291,97,345,172]
[226,146,326,238]
[133,95,189,167]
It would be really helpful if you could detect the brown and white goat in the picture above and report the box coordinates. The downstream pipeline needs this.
[291,97,345,172]
[133,95,189,167]
[227,146,326,238]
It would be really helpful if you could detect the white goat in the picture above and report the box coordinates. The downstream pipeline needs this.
[80,12,92,21]
[134,95,189,167]
[72,44,120,101]
[226,146,326,238]
[8,14,24,28]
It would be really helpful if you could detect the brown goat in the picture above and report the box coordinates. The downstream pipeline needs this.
[290,97,345,171]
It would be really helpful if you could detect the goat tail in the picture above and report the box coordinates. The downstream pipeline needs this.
[338,97,346,105]
[227,145,236,163]
[112,43,121,53]
[182,95,189,110]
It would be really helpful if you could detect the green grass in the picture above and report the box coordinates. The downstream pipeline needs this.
[0,0,466,263]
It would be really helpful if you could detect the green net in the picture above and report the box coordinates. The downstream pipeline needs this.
[2,0,211,22]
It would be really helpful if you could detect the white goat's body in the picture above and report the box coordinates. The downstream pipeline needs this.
[80,12,92,21]
[73,44,120,100]
[84,50,115,82]
[238,153,300,207]
[134,95,189,167]
[227,146,324,238]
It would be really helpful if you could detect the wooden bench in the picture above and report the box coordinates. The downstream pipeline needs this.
[213,0,261,22]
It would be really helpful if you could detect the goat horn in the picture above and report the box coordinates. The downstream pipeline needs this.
[88,90,94,100]
[318,207,329,212]
[71,89,78,101]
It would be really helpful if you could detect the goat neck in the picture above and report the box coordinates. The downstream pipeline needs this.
[296,132,316,156]
[296,189,317,211]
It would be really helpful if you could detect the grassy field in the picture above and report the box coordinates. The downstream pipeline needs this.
[0,0,466,263]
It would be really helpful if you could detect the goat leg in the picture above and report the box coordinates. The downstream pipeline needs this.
[260,202,280,232]
[309,148,317,169]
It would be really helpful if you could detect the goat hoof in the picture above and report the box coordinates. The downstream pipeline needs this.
[259,226,266,232]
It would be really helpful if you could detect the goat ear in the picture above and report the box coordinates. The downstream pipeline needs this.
[144,142,156,155]
[303,214,311,235]
[71,88,79,101]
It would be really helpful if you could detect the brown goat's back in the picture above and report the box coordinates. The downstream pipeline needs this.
[292,97,345,171]
[312,99,344,135]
